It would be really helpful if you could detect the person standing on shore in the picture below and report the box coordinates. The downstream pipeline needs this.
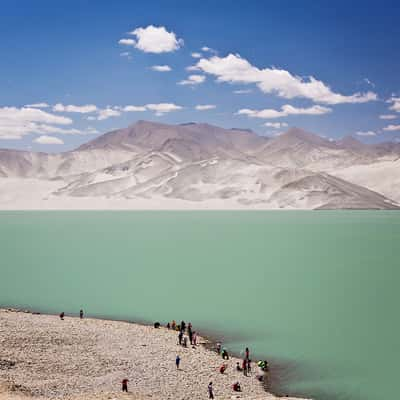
[245,347,249,360]
[79,309,84,319]
[247,359,251,375]
[216,342,221,354]
[172,320,176,330]
[59,312,64,320]
[242,359,247,376]
[121,378,129,392]
[178,330,183,345]
[175,355,181,369]
[208,382,214,399]
[192,331,197,346]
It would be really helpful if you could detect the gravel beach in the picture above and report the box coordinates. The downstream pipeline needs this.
[0,309,307,400]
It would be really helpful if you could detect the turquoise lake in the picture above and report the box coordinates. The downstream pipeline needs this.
[1,211,399,399]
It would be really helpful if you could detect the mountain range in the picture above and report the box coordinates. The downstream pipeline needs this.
[0,120,399,209]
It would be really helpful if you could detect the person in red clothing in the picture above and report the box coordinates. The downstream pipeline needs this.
[242,359,247,376]
[121,378,129,392]
[219,363,227,374]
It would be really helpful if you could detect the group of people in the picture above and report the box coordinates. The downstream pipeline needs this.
[167,320,198,348]
[119,319,269,398]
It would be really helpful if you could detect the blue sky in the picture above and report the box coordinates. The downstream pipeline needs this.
[1,0,400,151]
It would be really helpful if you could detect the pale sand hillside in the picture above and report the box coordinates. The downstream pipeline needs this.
[0,310,306,400]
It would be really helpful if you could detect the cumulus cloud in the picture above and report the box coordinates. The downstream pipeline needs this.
[151,65,172,72]
[355,130,377,136]
[237,104,331,119]
[145,103,183,116]
[186,65,200,72]
[379,114,397,120]
[127,25,183,53]
[118,38,136,46]
[123,105,147,112]
[53,104,98,113]
[25,103,49,108]
[178,74,206,86]
[383,124,400,131]
[33,135,64,145]
[195,104,216,111]
[191,52,202,58]
[196,54,377,104]
[0,106,73,139]
[97,108,121,121]
[388,97,400,112]
[264,122,288,129]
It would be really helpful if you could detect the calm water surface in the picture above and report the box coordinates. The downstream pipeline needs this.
[1,211,399,400]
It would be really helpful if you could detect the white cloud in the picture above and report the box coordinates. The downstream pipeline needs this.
[33,135,64,145]
[388,97,400,112]
[355,130,377,136]
[264,122,288,129]
[122,106,147,112]
[383,124,400,132]
[86,116,96,121]
[178,74,206,86]
[151,65,172,72]
[97,108,121,121]
[195,104,216,111]
[53,103,98,113]
[186,65,200,72]
[127,25,183,53]
[233,89,253,94]
[0,106,73,139]
[201,46,216,53]
[145,103,183,116]
[191,52,202,58]
[237,104,331,119]
[118,38,136,46]
[196,53,377,104]
[379,114,397,120]
[120,52,132,59]
[25,103,49,108]
[123,105,147,112]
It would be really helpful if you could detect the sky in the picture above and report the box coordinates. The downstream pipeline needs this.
[1,0,400,152]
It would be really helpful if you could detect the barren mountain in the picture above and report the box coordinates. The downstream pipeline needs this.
[0,121,399,210]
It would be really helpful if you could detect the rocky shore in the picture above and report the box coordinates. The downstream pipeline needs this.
[0,309,307,400]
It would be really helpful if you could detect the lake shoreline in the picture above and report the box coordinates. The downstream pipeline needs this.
[0,307,308,400]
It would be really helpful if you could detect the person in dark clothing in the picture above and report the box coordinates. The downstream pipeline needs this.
[216,342,221,354]
[180,321,186,332]
[122,378,129,392]
[59,312,64,320]
[236,362,242,371]
[178,331,183,345]
[222,348,229,360]
[208,382,214,399]
[247,359,251,374]
[245,347,249,360]
[79,309,84,319]
[188,329,193,345]
[176,355,181,369]
[242,359,247,376]
[154,321,160,328]
[167,322,171,329]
